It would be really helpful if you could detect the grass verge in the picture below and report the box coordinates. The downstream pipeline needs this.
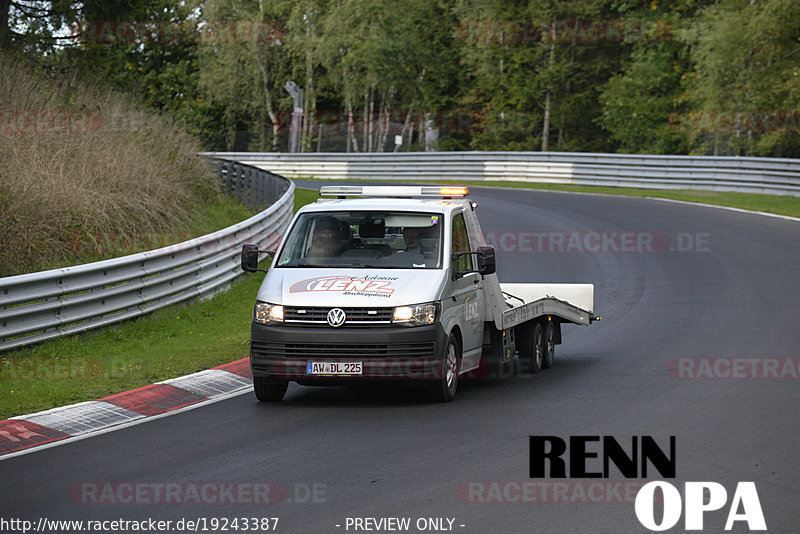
[0,55,221,276]
[43,195,256,269]
[0,188,319,419]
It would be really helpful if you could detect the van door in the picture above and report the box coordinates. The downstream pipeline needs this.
[451,211,484,371]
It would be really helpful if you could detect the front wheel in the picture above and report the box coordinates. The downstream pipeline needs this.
[428,334,460,402]
[253,377,288,402]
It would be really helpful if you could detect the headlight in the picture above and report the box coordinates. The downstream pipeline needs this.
[254,301,284,324]
[392,303,438,326]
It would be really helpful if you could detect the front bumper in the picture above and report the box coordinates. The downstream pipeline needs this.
[250,322,448,384]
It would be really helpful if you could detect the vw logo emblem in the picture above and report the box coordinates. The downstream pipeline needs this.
[327,308,346,327]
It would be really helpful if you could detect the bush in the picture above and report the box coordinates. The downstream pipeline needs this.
[0,55,221,276]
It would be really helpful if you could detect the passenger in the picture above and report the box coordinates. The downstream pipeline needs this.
[401,227,424,254]
[306,217,345,257]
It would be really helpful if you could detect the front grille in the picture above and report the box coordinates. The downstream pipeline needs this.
[283,306,393,325]
[252,341,435,359]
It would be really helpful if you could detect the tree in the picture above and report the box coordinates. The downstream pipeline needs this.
[681,0,800,156]
[597,2,693,154]
[455,0,630,152]
[198,0,293,151]
[0,0,79,53]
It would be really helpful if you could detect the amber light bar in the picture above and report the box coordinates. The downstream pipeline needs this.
[319,185,469,198]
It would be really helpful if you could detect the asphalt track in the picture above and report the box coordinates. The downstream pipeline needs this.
[1,185,799,534]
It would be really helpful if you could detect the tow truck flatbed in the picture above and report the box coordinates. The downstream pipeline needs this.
[499,283,596,328]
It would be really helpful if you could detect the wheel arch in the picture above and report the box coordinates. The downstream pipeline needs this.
[448,325,463,357]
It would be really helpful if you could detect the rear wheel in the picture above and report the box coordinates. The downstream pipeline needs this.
[428,334,460,402]
[520,322,544,374]
[253,377,288,402]
[543,320,555,369]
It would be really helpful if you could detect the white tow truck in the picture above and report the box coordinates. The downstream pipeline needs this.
[241,185,598,402]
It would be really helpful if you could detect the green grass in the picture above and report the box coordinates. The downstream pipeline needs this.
[0,188,320,419]
[302,177,800,218]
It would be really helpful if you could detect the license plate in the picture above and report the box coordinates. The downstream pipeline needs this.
[306,361,363,376]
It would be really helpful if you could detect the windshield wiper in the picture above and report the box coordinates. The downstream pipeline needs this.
[280,262,371,268]
[278,262,324,267]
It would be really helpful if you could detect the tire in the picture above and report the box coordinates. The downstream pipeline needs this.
[521,322,544,374]
[253,377,288,402]
[542,320,555,369]
[428,334,460,402]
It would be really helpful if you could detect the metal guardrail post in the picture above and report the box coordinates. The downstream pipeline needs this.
[203,151,800,196]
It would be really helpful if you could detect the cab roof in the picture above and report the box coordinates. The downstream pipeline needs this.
[301,196,468,215]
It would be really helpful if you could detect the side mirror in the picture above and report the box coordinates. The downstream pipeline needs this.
[477,245,496,275]
[451,245,496,280]
[241,243,267,273]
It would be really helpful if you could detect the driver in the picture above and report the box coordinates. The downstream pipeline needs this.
[401,227,424,254]
[306,216,345,257]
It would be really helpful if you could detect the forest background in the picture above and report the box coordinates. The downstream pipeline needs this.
[2,0,798,157]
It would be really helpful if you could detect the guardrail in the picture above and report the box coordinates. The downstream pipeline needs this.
[0,161,293,352]
[216,159,290,210]
[204,151,800,196]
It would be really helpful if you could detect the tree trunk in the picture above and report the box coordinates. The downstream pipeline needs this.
[542,22,556,152]
[542,92,551,151]
[367,88,375,152]
[0,0,11,49]
[374,91,384,152]
[395,105,415,152]
[558,79,570,149]
[362,92,369,152]
[269,110,279,151]
[419,111,425,151]
[302,44,314,151]
[378,87,394,152]
[382,106,392,152]
[348,100,359,152]
[254,57,279,151]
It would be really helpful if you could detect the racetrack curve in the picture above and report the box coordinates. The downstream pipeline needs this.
[1,185,798,534]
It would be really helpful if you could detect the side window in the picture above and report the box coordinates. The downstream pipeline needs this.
[452,213,473,272]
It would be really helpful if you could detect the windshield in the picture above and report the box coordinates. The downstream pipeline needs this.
[275,211,443,269]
